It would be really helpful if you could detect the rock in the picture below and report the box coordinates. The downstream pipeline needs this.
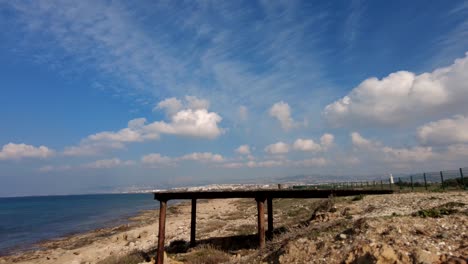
[444,256,468,264]
[122,233,128,241]
[415,228,430,236]
[338,234,347,240]
[413,249,439,264]
[379,244,399,263]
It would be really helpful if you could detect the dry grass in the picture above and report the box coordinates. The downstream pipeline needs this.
[97,251,148,264]
[199,219,226,234]
[176,245,230,264]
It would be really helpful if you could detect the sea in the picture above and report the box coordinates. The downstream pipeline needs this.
[0,193,158,255]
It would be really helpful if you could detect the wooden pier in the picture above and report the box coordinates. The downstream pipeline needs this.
[153,188,393,264]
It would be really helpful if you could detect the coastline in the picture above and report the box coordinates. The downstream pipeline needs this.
[0,198,244,264]
[1,192,467,264]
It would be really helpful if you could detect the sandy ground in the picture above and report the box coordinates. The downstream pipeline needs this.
[0,198,245,264]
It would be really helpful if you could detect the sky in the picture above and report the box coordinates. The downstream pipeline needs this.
[1,0,468,196]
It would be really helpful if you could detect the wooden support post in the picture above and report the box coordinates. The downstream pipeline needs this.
[267,197,273,240]
[156,200,167,264]
[440,171,445,190]
[256,197,266,248]
[190,198,197,247]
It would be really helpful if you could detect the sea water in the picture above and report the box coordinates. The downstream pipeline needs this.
[0,193,157,255]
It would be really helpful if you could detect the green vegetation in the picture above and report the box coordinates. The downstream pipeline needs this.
[414,202,465,218]
[351,194,365,201]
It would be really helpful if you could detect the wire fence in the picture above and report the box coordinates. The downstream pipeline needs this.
[292,167,468,191]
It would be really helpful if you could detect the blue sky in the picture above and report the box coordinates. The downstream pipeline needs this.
[1,0,468,196]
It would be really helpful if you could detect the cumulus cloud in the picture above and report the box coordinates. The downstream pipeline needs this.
[222,157,327,169]
[235,145,251,155]
[351,132,379,150]
[38,165,71,172]
[179,152,224,163]
[292,134,334,152]
[141,152,224,167]
[145,109,223,139]
[141,153,174,167]
[293,139,321,152]
[65,97,223,156]
[418,115,468,145]
[155,97,183,116]
[351,132,435,163]
[320,133,335,150]
[324,53,468,126]
[264,142,289,154]
[0,143,54,160]
[269,101,296,130]
[185,96,210,110]
[83,158,135,169]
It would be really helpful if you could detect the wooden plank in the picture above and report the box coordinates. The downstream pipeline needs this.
[156,200,167,264]
[154,189,393,201]
[267,197,273,240]
[256,197,266,248]
[190,198,197,247]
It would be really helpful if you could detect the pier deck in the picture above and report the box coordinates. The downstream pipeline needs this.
[153,188,394,264]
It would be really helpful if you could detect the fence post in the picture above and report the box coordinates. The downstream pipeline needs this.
[398,177,402,190]
[460,168,466,190]
[380,180,383,190]
[389,178,392,190]
[440,171,445,190]
[410,175,414,191]
[423,173,428,191]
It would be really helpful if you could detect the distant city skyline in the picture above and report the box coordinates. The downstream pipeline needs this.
[1,0,468,196]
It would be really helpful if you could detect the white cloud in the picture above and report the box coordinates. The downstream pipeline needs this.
[83,158,135,169]
[320,133,335,150]
[269,101,296,130]
[155,97,183,116]
[221,157,327,168]
[235,145,251,155]
[293,139,321,152]
[179,152,224,163]
[324,53,468,126]
[351,132,435,163]
[38,165,71,172]
[418,115,468,145]
[185,96,210,110]
[381,146,434,163]
[141,152,224,167]
[292,133,334,152]
[265,141,289,154]
[145,109,223,139]
[65,97,223,156]
[351,132,379,150]
[141,153,174,167]
[0,143,54,160]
